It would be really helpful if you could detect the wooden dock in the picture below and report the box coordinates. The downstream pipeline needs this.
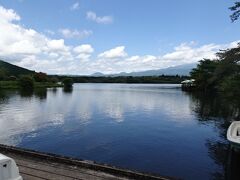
[0,144,173,180]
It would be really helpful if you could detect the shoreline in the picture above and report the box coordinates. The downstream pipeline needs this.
[0,144,174,180]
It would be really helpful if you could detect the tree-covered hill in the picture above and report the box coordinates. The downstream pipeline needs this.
[0,60,35,77]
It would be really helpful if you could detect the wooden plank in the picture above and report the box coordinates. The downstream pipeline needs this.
[19,165,77,180]
[12,155,126,180]
[20,172,48,180]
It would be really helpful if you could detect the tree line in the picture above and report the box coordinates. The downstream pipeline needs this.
[51,75,188,84]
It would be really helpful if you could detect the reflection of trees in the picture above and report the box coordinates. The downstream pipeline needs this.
[0,90,11,106]
[188,92,240,180]
[19,88,47,101]
[189,92,240,121]
[226,150,240,180]
[0,90,8,102]
[19,88,34,98]
[34,88,47,100]
[206,140,229,180]
[51,87,57,93]
[63,87,73,94]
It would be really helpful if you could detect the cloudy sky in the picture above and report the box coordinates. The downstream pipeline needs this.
[0,0,239,75]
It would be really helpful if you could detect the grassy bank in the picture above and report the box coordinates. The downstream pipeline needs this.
[35,82,63,88]
[0,81,63,89]
[0,81,18,89]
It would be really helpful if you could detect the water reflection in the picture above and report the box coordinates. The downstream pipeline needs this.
[19,88,47,101]
[19,89,34,98]
[0,84,239,179]
[34,88,47,100]
[0,90,10,104]
[188,92,240,180]
[63,87,73,93]
[226,148,240,180]
[51,87,58,93]
[189,92,240,121]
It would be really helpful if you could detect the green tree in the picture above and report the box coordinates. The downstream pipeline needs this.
[190,59,219,91]
[230,2,240,22]
[190,44,240,95]
[19,75,34,90]
[49,77,59,83]
[211,45,240,89]
[62,78,73,88]
[33,72,48,82]
[220,74,240,97]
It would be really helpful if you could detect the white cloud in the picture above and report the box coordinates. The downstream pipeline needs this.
[59,28,92,39]
[0,6,20,22]
[0,5,239,75]
[0,6,79,73]
[73,44,94,54]
[162,42,221,63]
[98,46,127,59]
[70,2,80,11]
[76,53,91,60]
[86,11,113,24]
[92,41,239,74]
[73,44,94,60]
[47,39,68,52]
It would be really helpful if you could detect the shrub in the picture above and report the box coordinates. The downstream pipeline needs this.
[62,78,73,88]
[50,77,59,83]
[34,72,48,82]
[19,75,34,90]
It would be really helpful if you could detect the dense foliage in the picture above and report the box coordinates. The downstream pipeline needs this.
[62,78,73,88]
[190,43,240,97]
[54,75,187,84]
[33,72,49,82]
[230,1,240,22]
[18,75,35,90]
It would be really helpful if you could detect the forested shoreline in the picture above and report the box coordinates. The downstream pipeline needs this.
[190,43,240,99]
[51,75,188,84]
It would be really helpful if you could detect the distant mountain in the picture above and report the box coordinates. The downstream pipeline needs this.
[0,60,35,76]
[0,59,196,78]
[91,72,105,77]
[92,63,197,77]
[122,63,197,76]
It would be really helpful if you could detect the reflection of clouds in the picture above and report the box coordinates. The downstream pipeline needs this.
[0,104,41,145]
[0,90,69,145]
[105,104,124,122]
[51,113,64,125]
[0,84,192,146]
[77,106,92,122]
[73,84,191,123]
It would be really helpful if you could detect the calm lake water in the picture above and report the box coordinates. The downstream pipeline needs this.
[0,83,240,179]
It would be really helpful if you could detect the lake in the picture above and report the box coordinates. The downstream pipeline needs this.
[0,83,239,179]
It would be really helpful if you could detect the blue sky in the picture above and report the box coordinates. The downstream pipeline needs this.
[0,0,239,74]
